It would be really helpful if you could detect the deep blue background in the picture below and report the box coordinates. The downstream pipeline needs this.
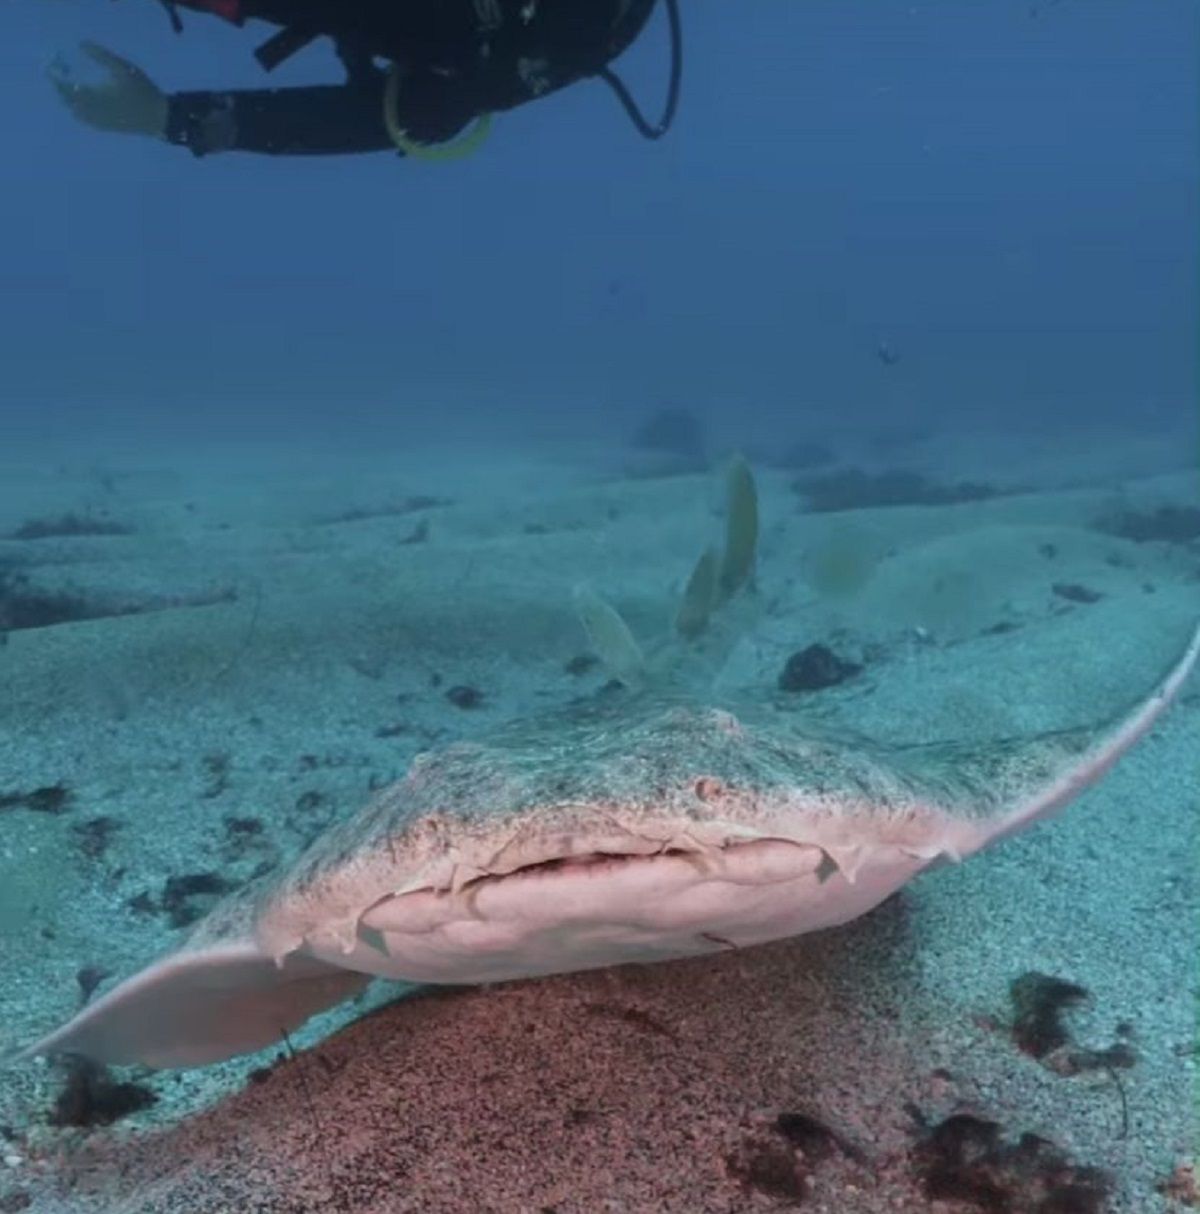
[2,0,1196,448]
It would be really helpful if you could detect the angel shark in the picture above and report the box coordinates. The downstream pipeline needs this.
[16,459,1199,1070]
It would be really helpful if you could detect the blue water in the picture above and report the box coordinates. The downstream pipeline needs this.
[2,0,1195,451]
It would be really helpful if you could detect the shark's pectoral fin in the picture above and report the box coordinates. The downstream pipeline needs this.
[965,618,1199,854]
[19,942,369,1070]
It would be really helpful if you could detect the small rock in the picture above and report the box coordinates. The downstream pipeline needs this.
[445,685,484,710]
[1052,582,1102,604]
[1009,971,1089,1058]
[778,644,862,692]
[1157,1161,1198,1206]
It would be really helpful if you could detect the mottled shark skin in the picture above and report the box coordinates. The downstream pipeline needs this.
[19,619,1200,1070]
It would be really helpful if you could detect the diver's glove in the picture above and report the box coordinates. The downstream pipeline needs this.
[47,42,169,139]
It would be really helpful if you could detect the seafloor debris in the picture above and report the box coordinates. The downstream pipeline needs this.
[792,467,998,513]
[726,1110,863,1205]
[777,643,862,692]
[1094,504,1200,545]
[1052,582,1103,605]
[0,567,235,633]
[1157,1161,1198,1207]
[48,1057,156,1129]
[445,684,485,710]
[128,871,237,930]
[1008,972,1138,1076]
[908,1109,1111,1212]
[7,512,132,540]
[0,783,72,816]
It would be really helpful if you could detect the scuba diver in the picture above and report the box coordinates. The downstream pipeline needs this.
[48,0,681,160]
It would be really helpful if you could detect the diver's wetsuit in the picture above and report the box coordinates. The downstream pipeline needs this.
[164,0,660,155]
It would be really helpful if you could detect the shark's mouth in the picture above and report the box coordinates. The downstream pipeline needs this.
[462,845,708,881]
[340,835,921,985]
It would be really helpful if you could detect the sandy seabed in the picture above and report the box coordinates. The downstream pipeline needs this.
[0,420,1196,1213]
